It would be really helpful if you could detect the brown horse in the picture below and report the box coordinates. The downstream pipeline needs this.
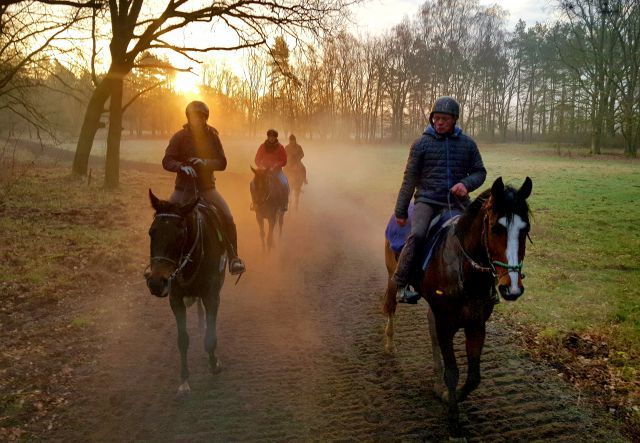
[284,163,305,210]
[383,177,532,439]
[145,190,227,398]
[251,167,284,251]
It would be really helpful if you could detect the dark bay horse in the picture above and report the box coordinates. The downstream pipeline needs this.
[284,163,305,210]
[251,167,284,251]
[145,190,226,398]
[383,177,533,439]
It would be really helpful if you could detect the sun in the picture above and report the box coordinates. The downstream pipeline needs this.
[173,71,200,95]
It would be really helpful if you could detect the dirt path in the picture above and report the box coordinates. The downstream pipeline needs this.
[47,161,626,442]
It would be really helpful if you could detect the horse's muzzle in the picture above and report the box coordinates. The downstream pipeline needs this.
[147,277,169,298]
[499,285,524,301]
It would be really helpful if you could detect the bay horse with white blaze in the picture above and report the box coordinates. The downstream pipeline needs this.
[251,167,284,251]
[383,177,533,439]
[145,190,226,398]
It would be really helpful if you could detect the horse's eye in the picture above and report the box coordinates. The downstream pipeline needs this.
[492,224,506,235]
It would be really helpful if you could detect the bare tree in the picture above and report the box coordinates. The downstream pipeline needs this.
[68,0,353,188]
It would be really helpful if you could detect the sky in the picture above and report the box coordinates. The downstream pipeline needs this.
[349,0,556,34]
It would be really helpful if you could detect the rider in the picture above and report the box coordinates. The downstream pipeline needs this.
[285,134,308,184]
[393,96,486,304]
[252,129,289,211]
[162,100,246,276]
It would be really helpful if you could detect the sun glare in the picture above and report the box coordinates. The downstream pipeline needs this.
[173,71,200,95]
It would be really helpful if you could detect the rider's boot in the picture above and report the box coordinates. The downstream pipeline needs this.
[393,235,421,304]
[225,218,246,275]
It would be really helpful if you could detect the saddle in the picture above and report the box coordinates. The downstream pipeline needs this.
[196,201,226,244]
[384,205,462,269]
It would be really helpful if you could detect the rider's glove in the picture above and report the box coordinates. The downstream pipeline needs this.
[179,164,197,177]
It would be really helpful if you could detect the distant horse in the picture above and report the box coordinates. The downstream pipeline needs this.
[145,190,226,398]
[251,167,284,251]
[284,163,306,210]
[383,177,533,439]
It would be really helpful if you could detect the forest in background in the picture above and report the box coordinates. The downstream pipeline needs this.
[1,0,639,176]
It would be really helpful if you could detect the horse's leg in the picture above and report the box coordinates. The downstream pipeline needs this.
[278,210,284,237]
[383,241,398,354]
[170,296,191,398]
[267,215,275,250]
[437,324,463,439]
[457,323,486,402]
[428,306,447,401]
[197,297,205,332]
[257,215,266,251]
[201,288,222,374]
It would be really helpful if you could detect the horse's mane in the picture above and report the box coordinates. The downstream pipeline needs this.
[153,199,181,214]
[455,185,531,235]
[455,189,490,235]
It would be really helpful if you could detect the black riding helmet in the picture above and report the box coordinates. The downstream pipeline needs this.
[185,100,209,119]
[267,129,278,138]
[429,96,460,126]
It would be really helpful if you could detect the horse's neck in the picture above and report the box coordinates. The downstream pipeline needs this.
[457,208,486,259]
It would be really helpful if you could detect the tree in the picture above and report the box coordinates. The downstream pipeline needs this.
[70,0,353,188]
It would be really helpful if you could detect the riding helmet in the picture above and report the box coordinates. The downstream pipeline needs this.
[185,100,209,119]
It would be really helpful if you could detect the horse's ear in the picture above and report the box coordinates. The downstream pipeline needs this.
[518,177,532,200]
[250,166,257,175]
[149,189,160,211]
[179,198,198,217]
[491,177,504,202]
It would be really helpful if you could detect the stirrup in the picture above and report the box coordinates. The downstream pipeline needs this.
[229,258,246,276]
[397,285,420,304]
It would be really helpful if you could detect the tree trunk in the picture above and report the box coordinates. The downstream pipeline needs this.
[72,80,111,176]
[105,71,123,188]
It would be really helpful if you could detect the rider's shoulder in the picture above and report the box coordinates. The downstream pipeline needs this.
[208,125,220,137]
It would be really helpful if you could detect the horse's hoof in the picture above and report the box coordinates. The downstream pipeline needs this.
[384,342,397,355]
[210,359,222,375]
[175,381,191,400]
[433,384,448,403]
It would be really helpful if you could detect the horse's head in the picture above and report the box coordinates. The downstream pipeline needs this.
[251,166,275,204]
[484,177,532,301]
[145,189,197,297]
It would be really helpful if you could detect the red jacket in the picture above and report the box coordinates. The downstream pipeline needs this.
[255,142,287,169]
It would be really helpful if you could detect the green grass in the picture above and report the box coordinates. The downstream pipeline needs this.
[300,141,640,362]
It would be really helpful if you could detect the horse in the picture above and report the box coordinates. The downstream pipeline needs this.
[383,177,533,439]
[145,190,227,398]
[251,167,284,251]
[284,162,306,210]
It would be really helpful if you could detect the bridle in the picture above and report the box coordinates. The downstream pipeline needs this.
[149,210,204,288]
[456,201,527,279]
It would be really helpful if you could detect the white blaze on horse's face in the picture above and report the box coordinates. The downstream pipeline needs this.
[498,215,527,295]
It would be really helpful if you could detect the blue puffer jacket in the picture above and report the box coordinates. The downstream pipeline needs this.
[394,125,486,219]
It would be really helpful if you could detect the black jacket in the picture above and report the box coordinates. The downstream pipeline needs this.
[395,125,486,219]
[163,124,227,191]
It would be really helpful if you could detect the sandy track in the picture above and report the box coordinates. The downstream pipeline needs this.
[49,164,625,442]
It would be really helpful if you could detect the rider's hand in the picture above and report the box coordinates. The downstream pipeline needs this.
[450,182,468,198]
[179,165,197,178]
[188,157,205,166]
[396,217,408,227]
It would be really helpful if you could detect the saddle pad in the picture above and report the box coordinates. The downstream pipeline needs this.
[384,202,415,253]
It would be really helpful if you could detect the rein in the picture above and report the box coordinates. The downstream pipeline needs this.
[455,206,524,277]
[151,209,205,287]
